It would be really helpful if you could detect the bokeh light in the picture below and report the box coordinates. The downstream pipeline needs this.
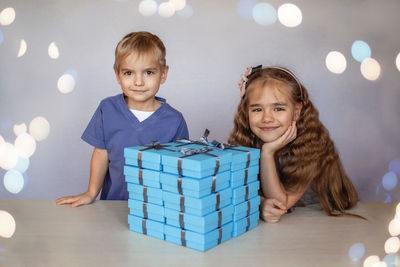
[17,39,27,58]
[385,236,400,254]
[0,7,16,26]
[158,2,175,18]
[13,123,27,136]
[14,156,29,173]
[177,4,193,18]
[396,53,400,72]
[277,3,302,27]
[325,51,347,74]
[351,40,371,63]
[14,133,36,158]
[0,29,4,45]
[0,210,16,238]
[383,254,399,267]
[363,255,380,267]
[360,58,381,81]
[169,0,186,11]
[0,142,18,170]
[48,42,59,59]
[57,73,75,94]
[396,203,400,218]
[237,0,257,20]
[4,169,24,194]
[389,158,400,175]
[382,171,398,191]
[349,242,365,261]
[252,3,277,26]
[388,218,400,236]
[29,116,50,141]
[138,0,157,16]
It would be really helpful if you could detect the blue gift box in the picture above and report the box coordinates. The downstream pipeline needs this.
[128,214,164,240]
[164,205,233,234]
[232,211,259,237]
[124,142,181,171]
[230,165,259,188]
[163,187,232,216]
[161,143,232,178]
[124,165,161,188]
[225,146,260,171]
[160,170,230,198]
[232,181,260,205]
[128,199,164,223]
[127,183,163,206]
[164,222,233,252]
[233,195,261,221]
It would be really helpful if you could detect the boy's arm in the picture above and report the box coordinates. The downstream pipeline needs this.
[56,147,108,207]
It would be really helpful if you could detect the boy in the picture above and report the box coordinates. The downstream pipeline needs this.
[56,32,189,207]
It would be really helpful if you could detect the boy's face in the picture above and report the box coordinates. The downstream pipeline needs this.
[115,52,168,110]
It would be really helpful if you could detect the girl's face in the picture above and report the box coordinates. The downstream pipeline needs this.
[247,79,302,143]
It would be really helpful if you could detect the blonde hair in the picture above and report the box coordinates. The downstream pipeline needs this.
[113,31,166,72]
[229,67,361,218]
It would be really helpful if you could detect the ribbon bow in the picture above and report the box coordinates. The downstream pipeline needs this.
[176,129,210,146]
[180,146,213,156]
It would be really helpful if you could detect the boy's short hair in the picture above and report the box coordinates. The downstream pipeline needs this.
[114,31,166,72]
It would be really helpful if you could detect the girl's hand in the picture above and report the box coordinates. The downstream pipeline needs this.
[260,198,287,223]
[262,121,297,155]
[56,191,95,208]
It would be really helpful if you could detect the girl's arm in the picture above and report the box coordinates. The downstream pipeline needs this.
[56,147,109,207]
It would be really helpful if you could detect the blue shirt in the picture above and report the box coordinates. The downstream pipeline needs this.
[81,94,189,200]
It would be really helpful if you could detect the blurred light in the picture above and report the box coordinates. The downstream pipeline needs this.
[277,3,302,27]
[177,4,193,18]
[372,262,388,267]
[64,69,79,81]
[325,51,347,74]
[383,254,399,267]
[0,210,16,238]
[169,0,186,11]
[0,7,16,26]
[349,242,365,261]
[48,42,59,59]
[29,116,50,141]
[396,203,400,218]
[13,123,27,136]
[382,171,398,191]
[360,58,381,81]
[0,29,4,45]
[138,0,157,16]
[14,156,29,173]
[389,158,400,175]
[4,169,24,194]
[0,142,18,170]
[158,2,175,18]
[385,237,400,254]
[17,39,27,58]
[57,74,75,94]
[252,3,277,26]
[388,218,400,236]
[14,133,36,158]
[385,193,393,203]
[396,53,400,72]
[237,0,257,20]
[351,40,371,63]
[363,255,380,267]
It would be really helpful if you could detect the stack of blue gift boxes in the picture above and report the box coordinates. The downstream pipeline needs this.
[123,135,260,252]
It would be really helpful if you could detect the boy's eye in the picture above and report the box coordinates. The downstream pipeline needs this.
[146,70,154,75]
[124,71,132,76]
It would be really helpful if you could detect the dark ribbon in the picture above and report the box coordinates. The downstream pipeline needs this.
[177,177,183,195]
[143,203,148,219]
[246,216,251,231]
[211,176,216,193]
[218,228,222,244]
[178,148,220,177]
[218,210,222,228]
[181,230,186,247]
[180,195,185,212]
[179,212,185,229]
[215,193,220,210]
[176,129,210,147]
[138,168,143,185]
[137,141,175,167]
[244,169,248,185]
[247,200,251,217]
[143,186,148,202]
[245,185,249,201]
[142,219,147,235]
[211,140,251,168]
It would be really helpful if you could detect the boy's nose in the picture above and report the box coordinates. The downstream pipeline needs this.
[134,75,144,86]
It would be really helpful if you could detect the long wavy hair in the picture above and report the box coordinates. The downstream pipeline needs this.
[228,67,360,217]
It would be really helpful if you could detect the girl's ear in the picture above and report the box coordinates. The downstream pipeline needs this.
[294,103,303,121]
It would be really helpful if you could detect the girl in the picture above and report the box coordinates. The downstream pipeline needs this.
[229,66,359,223]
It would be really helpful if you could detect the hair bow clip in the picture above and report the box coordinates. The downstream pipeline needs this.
[239,64,263,98]
[247,65,262,79]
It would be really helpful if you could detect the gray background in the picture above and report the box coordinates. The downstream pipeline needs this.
[0,0,399,201]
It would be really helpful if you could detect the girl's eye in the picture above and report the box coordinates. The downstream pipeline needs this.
[251,108,262,112]
[274,107,285,111]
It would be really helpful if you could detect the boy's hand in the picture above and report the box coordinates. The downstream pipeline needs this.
[262,121,297,155]
[56,192,95,208]
[260,198,287,223]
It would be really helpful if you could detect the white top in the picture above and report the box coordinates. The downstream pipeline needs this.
[130,109,154,122]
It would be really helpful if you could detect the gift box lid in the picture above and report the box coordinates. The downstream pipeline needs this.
[164,195,231,217]
[128,214,164,234]
[124,166,161,182]
[224,145,260,170]
[233,211,259,237]
[126,175,160,189]
[163,187,232,211]
[160,170,230,197]
[230,165,259,188]
[232,181,260,204]
[161,143,232,178]
[128,199,164,217]
[233,195,260,221]
[127,183,163,205]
